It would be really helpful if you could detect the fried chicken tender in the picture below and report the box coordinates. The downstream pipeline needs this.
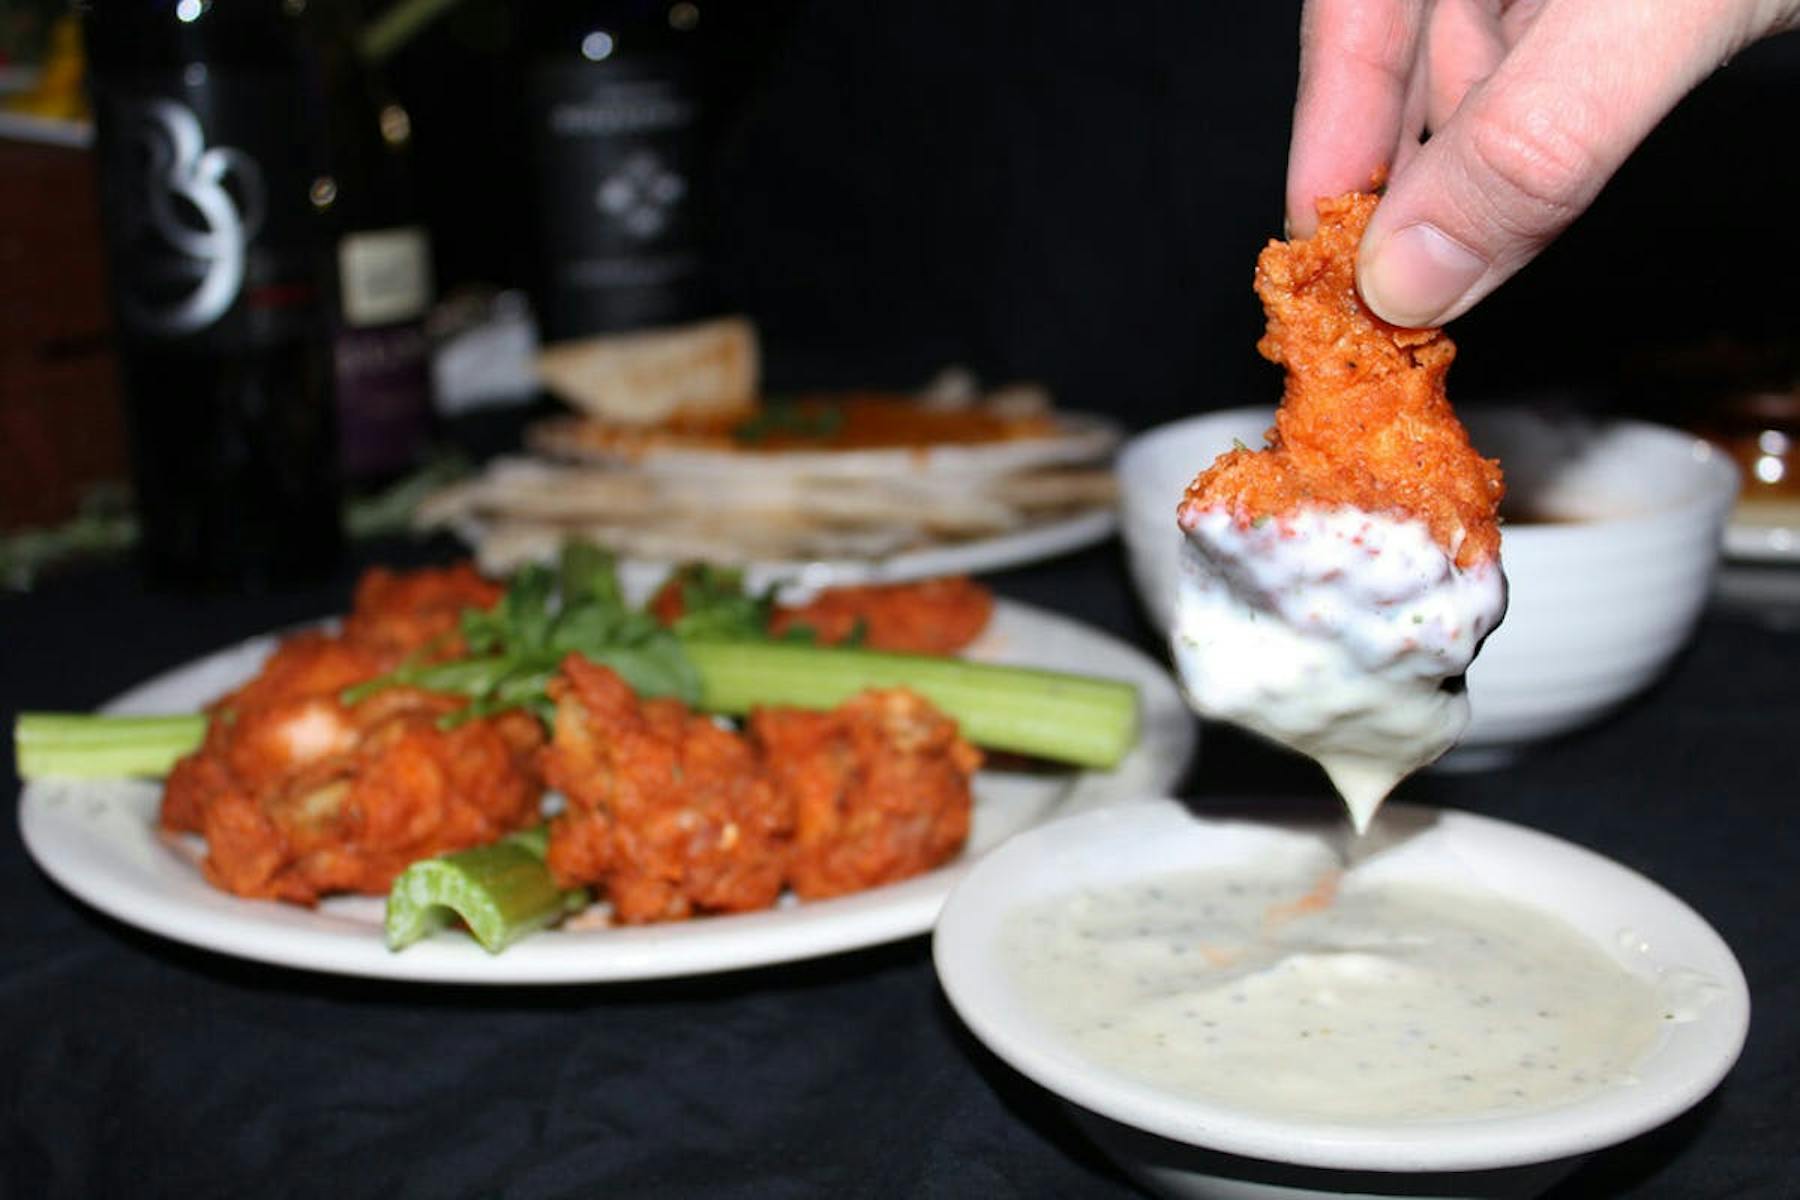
[1182,193,1502,567]
[749,690,980,901]
[162,631,387,834]
[161,565,543,904]
[542,660,980,919]
[542,656,792,923]
[164,647,544,903]
[768,576,995,654]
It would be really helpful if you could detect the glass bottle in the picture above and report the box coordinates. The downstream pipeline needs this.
[311,0,436,485]
[81,0,343,588]
[516,0,713,340]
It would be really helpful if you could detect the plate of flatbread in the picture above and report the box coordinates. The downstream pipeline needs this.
[420,317,1123,586]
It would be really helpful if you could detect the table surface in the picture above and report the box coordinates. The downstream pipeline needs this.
[4,537,1796,1199]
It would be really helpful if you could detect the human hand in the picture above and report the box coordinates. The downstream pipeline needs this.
[1285,0,1800,327]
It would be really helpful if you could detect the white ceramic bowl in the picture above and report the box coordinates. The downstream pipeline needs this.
[934,797,1750,1200]
[1116,406,1740,761]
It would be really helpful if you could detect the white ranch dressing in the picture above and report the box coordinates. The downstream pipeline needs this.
[1000,850,1678,1123]
[1171,506,1506,830]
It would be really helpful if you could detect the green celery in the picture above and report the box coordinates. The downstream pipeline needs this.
[14,639,1139,780]
[684,641,1139,769]
[14,639,1138,778]
[384,826,586,953]
[14,712,206,779]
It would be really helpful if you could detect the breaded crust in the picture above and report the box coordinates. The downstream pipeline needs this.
[1181,193,1503,567]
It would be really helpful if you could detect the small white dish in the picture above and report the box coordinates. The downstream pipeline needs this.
[934,797,1750,1199]
[1116,406,1740,760]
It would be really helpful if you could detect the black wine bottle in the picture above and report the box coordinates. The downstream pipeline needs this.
[310,0,436,485]
[81,0,343,588]
[517,0,713,340]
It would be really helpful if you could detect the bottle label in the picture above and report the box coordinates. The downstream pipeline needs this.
[338,226,433,328]
[92,70,325,350]
[526,57,705,338]
[114,97,263,336]
[335,321,432,479]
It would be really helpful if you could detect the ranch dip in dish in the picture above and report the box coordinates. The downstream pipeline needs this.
[998,843,1683,1124]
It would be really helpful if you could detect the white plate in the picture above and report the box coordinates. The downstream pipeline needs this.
[614,507,1121,597]
[935,798,1749,1181]
[19,600,1197,984]
[448,503,1120,586]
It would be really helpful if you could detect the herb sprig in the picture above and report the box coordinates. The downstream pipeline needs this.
[731,398,846,445]
[344,542,718,723]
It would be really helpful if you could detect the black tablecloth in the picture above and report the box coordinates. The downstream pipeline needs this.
[4,539,1796,1198]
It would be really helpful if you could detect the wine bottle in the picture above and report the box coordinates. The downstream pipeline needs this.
[310,0,436,485]
[81,0,343,589]
[517,0,713,340]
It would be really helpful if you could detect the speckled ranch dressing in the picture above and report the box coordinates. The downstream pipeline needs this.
[1000,850,1675,1123]
[1172,507,1506,831]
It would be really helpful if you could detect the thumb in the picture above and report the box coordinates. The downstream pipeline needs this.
[1357,0,1758,327]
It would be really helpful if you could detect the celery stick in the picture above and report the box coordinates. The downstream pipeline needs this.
[385,826,586,953]
[14,642,1142,779]
[14,712,206,779]
[683,642,1139,769]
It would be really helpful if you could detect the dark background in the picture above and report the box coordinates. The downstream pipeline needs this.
[396,0,1800,433]
[3,1,1797,534]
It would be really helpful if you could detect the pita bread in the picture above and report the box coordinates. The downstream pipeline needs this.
[415,457,1100,540]
[536,316,759,426]
[422,375,1121,576]
[526,408,1121,482]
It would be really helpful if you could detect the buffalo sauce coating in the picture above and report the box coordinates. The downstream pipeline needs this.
[1182,192,1502,569]
[543,658,980,923]
[541,656,791,923]
[751,690,980,901]
[160,567,544,904]
[766,576,995,654]
[648,574,996,655]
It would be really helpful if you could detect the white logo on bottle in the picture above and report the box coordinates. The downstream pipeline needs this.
[126,98,266,334]
[595,150,686,239]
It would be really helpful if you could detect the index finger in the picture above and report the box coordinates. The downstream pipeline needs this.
[1286,0,1425,235]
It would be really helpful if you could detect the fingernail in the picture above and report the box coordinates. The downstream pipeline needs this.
[1360,223,1487,327]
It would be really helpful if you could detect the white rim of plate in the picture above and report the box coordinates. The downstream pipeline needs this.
[455,507,1121,592]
